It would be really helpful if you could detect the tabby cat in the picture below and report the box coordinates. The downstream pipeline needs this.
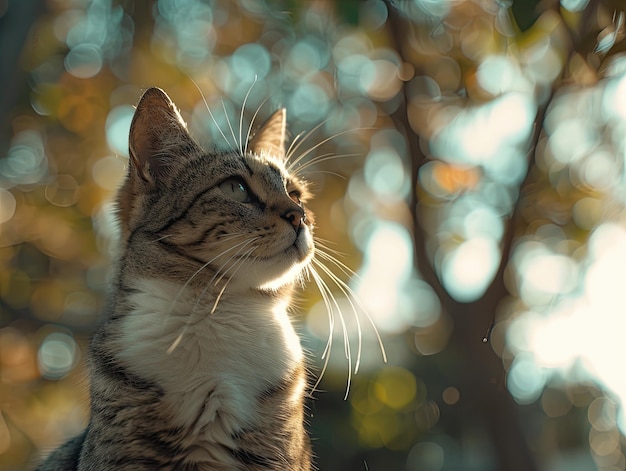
[36,87,314,470]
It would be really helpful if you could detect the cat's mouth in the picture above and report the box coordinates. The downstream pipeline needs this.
[249,226,312,264]
[254,229,313,290]
[290,226,314,260]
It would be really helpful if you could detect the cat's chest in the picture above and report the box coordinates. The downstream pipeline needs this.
[113,278,303,429]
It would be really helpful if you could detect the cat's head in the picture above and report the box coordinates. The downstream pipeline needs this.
[115,87,314,292]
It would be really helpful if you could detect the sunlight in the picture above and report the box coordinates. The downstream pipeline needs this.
[285,38,327,78]
[105,105,134,157]
[441,236,500,302]
[604,73,626,120]
[507,352,547,404]
[548,118,598,164]
[476,55,528,95]
[354,222,416,333]
[364,147,407,198]
[38,332,80,380]
[360,56,402,101]
[578,149,619,192]
[431,92,533,169]
[0,190,16,225]
[0,131,47,187]
[92,156,126,191]
[232,44,271,80]
[508,223,626,432]
[521,252,578,297]
[561,0,591,11]
[65,44,103,79]
[289,83,330,122]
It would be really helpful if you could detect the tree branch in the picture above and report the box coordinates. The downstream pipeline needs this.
[384,2,453,308]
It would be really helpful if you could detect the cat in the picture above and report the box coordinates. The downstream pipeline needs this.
[35,87,314,470]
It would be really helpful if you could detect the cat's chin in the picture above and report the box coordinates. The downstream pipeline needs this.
[254,236,314,291]
[258,257,312,291]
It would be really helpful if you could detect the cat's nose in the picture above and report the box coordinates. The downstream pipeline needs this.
[282,206,306,230]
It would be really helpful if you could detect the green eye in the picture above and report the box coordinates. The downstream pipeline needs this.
[219,177,251,203]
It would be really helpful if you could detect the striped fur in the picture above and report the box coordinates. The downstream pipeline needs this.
[36,88,313,470]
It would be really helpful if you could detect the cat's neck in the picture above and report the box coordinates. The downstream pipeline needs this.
[106,277,303,426]
[112,276,303,368]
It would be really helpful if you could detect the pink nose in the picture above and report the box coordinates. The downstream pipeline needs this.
[282,207,305,229]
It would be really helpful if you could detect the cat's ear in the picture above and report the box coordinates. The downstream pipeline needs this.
[248,108,287,160]
[129,87,199,185]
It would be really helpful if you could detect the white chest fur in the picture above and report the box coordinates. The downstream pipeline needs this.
[114,278,303,441]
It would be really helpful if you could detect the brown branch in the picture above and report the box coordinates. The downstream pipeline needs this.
[384,2,454,309]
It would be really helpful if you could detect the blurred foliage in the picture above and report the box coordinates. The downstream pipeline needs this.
[511,0,541,32]
[2,0,626,470]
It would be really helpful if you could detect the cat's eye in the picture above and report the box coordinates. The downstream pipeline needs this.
[219,177,251,203]
[289,191,301,205]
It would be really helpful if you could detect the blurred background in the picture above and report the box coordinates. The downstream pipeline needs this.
[2,0,626,470]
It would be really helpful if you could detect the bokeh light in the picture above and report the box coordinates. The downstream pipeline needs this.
[38,332,80,380]
[0,190,16,224]
[105,105,134,157]
[441,236,500,302]
[1,131,48,187]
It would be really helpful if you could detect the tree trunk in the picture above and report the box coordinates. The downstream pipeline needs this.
[384,3,542,470]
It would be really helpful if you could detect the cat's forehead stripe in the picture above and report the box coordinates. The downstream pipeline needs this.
[242,155,286,185]
[265,163,283,181]
[241,158,254,176]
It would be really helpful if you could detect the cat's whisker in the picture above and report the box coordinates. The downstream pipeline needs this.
[151,233,175,243]
[166,258,214,323]
[298,170,347,180]
[290,153,360,177]
[210,247,257,314]
[285,119,331,170]
[193,238,260,316]
[177,237,256,297]
[190,77,233,150]
[167,332,184,355]
[312,258,358,378]
[305,241,389,399]
[312,238,347,258]
[215,232,252,241]
[309,268,335,362]
[186,246,251,322]
[221,99,239,153]
[307,266,337,397]
[284,130,308,161]
[244,96,271,156]
[210,283,229,315]
[210,243,257,291]
[314,248,387,365]
[313,243,357,279]
[287,129,367,173]
[208,237,260,289]
[239,76,258,156]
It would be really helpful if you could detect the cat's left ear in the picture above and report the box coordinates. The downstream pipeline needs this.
[129,87,200,185]
[248,108,287,161]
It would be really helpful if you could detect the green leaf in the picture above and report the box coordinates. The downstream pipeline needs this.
[511,0,542,32]
[335,0,360,26]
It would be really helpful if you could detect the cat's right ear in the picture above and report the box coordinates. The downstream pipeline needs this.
[248,108,287,160]
[128,87,199,185]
